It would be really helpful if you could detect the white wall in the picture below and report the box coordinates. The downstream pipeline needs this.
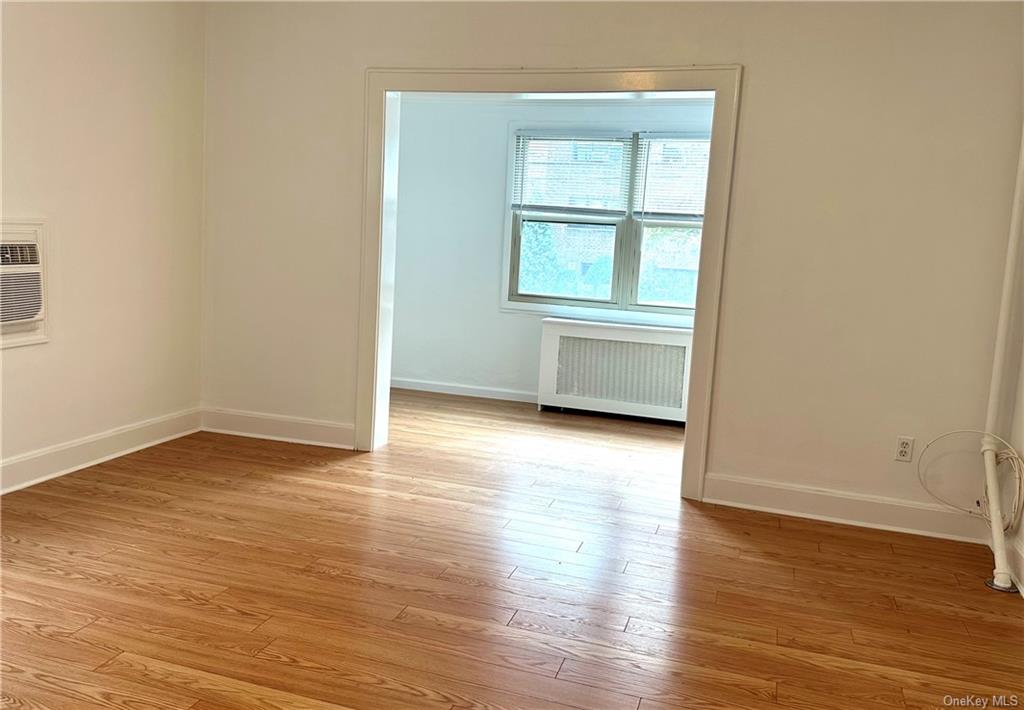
[2,2,1022,544]
[1,3,205,489]
[1002,222,1024,584]
[203,2,1022,540]
[1011,326,1024,584]
[392,95,708,400]
[1007,19,1024,576]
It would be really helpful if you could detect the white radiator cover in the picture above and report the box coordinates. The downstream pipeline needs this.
[538,318,692,422]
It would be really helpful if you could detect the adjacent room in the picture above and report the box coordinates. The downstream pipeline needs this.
[387,90,715,499]
[2,3,1023,709]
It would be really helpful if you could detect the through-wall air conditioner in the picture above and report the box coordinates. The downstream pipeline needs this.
[1,220,48,348]
[538,318,692,422]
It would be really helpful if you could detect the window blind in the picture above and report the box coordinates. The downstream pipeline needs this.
[512,135,634,213]
[512,132,710,218]
[634,136,710,218]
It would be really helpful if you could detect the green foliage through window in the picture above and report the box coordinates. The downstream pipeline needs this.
[637,225,701,308]
[518,221,616,300]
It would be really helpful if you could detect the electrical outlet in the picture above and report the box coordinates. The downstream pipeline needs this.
[895,436,914,462]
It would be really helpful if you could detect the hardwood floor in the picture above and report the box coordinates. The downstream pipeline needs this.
[2,389,1021,710]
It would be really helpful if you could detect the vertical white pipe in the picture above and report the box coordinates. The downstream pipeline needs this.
[982,118,1024,590]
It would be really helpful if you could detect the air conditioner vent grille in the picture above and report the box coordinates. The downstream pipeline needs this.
[0,243,40,266]
[555,335,686,408]
[1,272,44,323]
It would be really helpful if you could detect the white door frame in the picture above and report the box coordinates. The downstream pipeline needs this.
[354,66,742,501]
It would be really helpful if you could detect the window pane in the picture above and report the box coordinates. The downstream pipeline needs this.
[636,225,701,308]
[637,139,710,216]
[516,137,630,211]
[518,220,616,300]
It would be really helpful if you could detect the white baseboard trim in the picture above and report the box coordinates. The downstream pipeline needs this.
[702,471,990,545]
[200,407,354,449]
[1,408,202,494]
[391,377,537,404]
[1,406,355,495]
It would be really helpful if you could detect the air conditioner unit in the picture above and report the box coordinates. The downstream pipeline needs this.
[1,220,48,348]
[538,318,692,422]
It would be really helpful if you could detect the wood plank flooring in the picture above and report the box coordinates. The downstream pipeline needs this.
[2,389,1022,710]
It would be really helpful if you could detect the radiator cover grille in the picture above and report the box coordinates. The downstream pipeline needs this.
[555,336,686,408]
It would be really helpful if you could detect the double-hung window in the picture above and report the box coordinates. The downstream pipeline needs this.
[508,131,710,314]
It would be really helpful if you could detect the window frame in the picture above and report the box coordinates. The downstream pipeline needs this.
[505,129,708,318]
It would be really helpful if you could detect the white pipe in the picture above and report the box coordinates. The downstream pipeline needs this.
[982,118,1024,590]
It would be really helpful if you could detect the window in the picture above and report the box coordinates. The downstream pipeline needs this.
[508,132,710,314]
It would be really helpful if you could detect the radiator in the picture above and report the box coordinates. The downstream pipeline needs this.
[538,318,692,422]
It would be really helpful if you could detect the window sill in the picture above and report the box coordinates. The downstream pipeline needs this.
[500,299,694,330]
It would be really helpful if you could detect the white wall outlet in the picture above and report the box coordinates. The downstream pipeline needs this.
[895,436,915,462]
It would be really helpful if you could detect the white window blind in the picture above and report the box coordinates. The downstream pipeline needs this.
[512,135,634,213]
[634,137,710,217]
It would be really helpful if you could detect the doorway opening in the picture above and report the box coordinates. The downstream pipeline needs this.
[355,68,741,502]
